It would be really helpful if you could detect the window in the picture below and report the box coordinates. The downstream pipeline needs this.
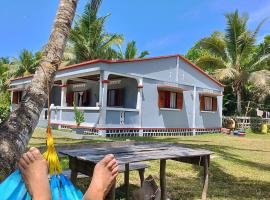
[200,96,217,112]
[12,91,23,104]
[158,90,183,109]
[107,89,124,107]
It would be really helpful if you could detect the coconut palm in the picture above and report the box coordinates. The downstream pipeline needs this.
[193,11,270,113]
[0,0,78,178]
[117,40,149,59]
[12,49,42,77]
[64,0,123,65]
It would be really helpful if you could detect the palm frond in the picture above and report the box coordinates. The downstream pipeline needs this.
[195,55,227,69]
[213,67,239,81]
[195,34,227,61]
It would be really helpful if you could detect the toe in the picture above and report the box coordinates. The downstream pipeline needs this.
[22,153,31,165]
[19,157,28,170]
[30,147,43,160]
[100,154,114,166]
[26,152,35,163]
[112,166,119,175]
[107,158,117,169]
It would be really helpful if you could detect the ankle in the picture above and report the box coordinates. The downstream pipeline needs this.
[84,187,104,200]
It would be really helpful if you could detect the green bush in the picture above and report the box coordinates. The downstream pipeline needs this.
[0,92,10,122]
[73,103,85,126]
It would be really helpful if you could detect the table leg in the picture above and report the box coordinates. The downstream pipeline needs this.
[160,159,167,200]
[107,181,116,200]
[124,163,130,200]
[69,156,78,185]
[201,155,209,200]
[138,168,145,187]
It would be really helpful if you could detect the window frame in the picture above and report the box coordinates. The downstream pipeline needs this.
[158,89,183,110]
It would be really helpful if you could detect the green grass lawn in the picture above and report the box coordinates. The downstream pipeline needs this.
[30,128,270,200]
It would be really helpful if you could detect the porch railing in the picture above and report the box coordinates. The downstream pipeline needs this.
[49,105,101,127]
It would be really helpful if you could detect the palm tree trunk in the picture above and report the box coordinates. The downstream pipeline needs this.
[236,89,242,114]
[0,0,78,181]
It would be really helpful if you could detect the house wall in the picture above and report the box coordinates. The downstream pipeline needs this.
[141,78,193,128]
[141,78,222,129]
[100,57,178,83]
[178,58,223,91]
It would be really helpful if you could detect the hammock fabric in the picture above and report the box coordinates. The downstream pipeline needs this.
[0,126,83,200]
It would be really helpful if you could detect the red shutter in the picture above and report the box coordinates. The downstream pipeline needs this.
[212,97,217,111]
[12,91,18,104]
[66,92,74,106]
[164,91,171,108]
[200,95,205,111]
[158,90,166,108]
[177,92,183,109]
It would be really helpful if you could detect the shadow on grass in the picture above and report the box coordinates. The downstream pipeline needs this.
[52,135,270,199]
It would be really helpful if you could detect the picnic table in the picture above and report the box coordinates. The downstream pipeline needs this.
[59,141,213,200]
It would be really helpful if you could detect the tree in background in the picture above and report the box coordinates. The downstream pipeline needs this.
[12,49,42,77]
[63,0,123,65]
[189,11,270,114]
[117,40,149,59]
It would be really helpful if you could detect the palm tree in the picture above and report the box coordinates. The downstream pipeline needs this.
[117,40,149,59]
[193,11,270,113]
[63,0,123,65]
[0,0,78,178]
[12,49,42,77]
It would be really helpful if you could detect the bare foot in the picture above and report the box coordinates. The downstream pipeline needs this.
[83,154,119,200]
[18,147,51,200]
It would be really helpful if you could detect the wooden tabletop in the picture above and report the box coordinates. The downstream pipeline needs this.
[59,142,213,164]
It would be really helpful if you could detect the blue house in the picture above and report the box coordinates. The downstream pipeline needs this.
[9,55,224,137]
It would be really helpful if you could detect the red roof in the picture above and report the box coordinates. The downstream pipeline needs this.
[10,54,224,87]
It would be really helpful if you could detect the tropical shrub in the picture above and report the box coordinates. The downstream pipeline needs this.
[73,103,85,126]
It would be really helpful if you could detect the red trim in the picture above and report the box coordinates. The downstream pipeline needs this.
[49,123,222,131]
[137,85,144,89]
[10,54,224,87]
[59,84,68,88]
[102,80,110,84]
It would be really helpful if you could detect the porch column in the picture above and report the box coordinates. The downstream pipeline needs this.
[60,79,68,107]
[137,79,143,136]
[99,72,109,136]
[192,86,197,136]
[59,79,68,125]
[10,91,14,111]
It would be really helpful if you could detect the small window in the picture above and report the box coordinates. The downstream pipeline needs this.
[12,91,23,104]
[107,89,124,107]
[204,96,213,111]
[200,96,217,112]
[158,90,183,109]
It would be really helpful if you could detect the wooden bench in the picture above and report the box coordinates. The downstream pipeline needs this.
[63,162,149,187]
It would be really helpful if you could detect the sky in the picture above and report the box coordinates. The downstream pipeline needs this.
[1,0,270,58]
